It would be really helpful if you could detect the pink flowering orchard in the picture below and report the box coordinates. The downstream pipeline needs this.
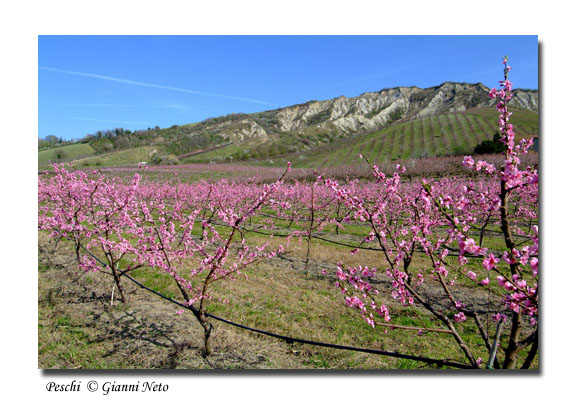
[38,57,537,369]
[39,164,291,354]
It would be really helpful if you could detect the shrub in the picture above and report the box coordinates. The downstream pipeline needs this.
[474,132,507,154]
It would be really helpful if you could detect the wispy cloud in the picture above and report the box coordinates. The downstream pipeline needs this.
[66,117,150,125]
[160,104,188,109]
[61,103,146,108]
[40,66,276,106]
[60,103,191,109]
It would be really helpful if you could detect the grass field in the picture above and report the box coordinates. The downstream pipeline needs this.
[179,143,245,164]
[71,146,163,168]
[36,233,483,369]
[38,143,95,166]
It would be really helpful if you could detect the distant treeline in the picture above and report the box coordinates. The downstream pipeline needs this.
[38,124,227,157]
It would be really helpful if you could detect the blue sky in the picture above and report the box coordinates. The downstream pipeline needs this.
[39,35,538,140]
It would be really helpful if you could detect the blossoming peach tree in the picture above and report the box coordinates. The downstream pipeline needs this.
[39,164,291,355]
[327,57,538,369]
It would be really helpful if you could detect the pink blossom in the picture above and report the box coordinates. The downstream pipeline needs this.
[530,257,538,277]
[463,156,475,169]
[479,277,490,286]
[454,312,466,322]
[483,253,500,271]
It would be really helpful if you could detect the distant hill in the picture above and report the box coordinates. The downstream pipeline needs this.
[38,143,95,166]
[39,82,538,169]
[294,107,538,168]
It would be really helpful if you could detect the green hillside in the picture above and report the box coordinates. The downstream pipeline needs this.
[294,107,538,168]
[38,143,95,166]
[72,146,164,167]
[38,106,538,170]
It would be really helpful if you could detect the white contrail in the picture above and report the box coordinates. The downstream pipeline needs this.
[39,66,276,106]
[60,103,190,108]
[61,103,147,108]
[67,117,150,125]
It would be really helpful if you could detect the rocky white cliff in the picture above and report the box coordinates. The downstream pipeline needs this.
[190,82,538,144]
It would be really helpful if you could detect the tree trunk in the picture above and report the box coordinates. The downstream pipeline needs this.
[198,310,213,356]
[110,263,127,303]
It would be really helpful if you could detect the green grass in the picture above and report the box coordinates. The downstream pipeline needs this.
[72,146,162,167]
[38,310,114,369]
[129,267,178,300]
[180,143,245,164]
[38,143,95,166]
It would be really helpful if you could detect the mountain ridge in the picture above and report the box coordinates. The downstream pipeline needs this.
[192,82,537,143]
[39,82,538,167]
